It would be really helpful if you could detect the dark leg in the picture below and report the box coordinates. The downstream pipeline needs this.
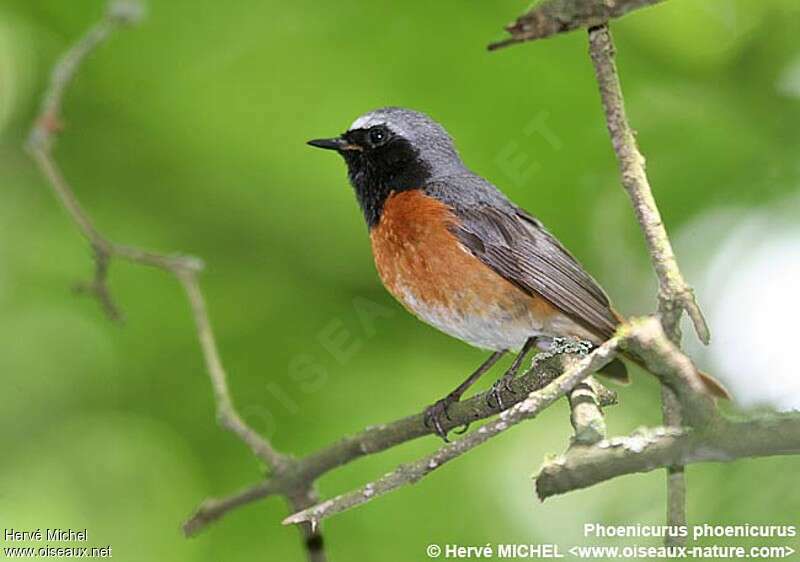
[424,350,506,441]
[487,336,537,411]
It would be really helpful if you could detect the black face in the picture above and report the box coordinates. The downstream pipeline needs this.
[308,125,431,228]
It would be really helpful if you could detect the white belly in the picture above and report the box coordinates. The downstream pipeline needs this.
[398,285,545,351]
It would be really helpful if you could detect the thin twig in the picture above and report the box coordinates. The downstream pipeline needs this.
[25,2,323,558]
[177,271,287,469]
[182,480,282,537]
[586,24,708,345]
[661,387,687,545]
[27,0,285,471]
[285,488,326,562]
[488,0,665,50]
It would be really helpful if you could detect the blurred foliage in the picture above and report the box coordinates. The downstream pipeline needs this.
[1,1,799,560]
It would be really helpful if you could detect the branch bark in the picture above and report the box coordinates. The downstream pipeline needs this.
[26,3,321,560]
[28,0,287,473]
[586,24,708,345]
[586,23,710,546]
[536,413,800,499]
[488,0,665,50]
[183,341,606,535]
[278,318,720,528]
[282,328,625,526]
[568,376,612,446]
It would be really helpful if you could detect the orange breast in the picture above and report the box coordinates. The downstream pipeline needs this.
[369,190,560,350]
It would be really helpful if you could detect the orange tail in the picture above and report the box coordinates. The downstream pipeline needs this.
[605,309,731,400]
[695,369,731,400]
[620,351,731,400]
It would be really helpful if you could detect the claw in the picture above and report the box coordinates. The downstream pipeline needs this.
[486,373,516,411]
[452,422,471,435]
[424,395,457,441]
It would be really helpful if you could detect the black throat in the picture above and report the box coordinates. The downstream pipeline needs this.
[342,137,431,228]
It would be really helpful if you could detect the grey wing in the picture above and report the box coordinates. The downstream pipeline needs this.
[450,203,620,340]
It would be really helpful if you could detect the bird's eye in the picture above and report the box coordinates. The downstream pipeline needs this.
[368,127,388,146]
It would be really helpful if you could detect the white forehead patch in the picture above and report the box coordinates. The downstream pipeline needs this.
[348,113,406,137]
[349,113,384,131]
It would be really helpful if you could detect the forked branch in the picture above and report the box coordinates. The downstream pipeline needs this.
[488,0,665,50]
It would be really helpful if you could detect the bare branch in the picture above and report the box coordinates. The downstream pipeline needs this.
[661,387,687,545]
[182,345,594,535]
[27,1,144,154]
[26,2,318,556]
[285,487,327,562]
[586,24,708,344]
[28,0,285,471]
[183,480,281,537]
[585,22,711,542]
[621,320,717,428]
[568,376,613,446]
[536,414,800,500]
[488,0,665,50]
[178,272,288,469]
[25,1,201,319]
[282,327,628,526]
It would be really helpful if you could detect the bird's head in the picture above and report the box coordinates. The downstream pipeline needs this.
[308,107,465,227]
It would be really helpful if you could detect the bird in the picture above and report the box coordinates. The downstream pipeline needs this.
[308,107,728,440]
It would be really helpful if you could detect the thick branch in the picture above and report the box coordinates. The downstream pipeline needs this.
[183,315,716,534]
[488,0,665,50]
[536,414,800,500]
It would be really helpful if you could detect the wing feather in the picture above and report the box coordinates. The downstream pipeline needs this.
[450,204,619,339]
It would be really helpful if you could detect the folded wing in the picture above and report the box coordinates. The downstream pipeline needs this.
[449,202,619,341]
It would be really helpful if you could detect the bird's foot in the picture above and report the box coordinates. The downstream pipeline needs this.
[486,371,516,411]
[424,393,461,442]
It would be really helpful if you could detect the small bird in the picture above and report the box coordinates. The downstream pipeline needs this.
[309,107,727,439]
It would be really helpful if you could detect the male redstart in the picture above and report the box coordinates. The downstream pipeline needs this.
[309,107,727,439]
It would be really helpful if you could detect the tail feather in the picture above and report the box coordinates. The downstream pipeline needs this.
[598,309,730,399]
[696,369,731,400]
[616,351,731,400]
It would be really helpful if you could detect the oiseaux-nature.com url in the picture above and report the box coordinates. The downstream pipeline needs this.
[425,543,796,559]
[568,545,796,559]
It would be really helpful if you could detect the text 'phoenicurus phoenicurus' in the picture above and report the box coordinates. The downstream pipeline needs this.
[309,107,728,440]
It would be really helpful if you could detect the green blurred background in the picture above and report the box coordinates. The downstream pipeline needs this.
[2,1,799,560]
